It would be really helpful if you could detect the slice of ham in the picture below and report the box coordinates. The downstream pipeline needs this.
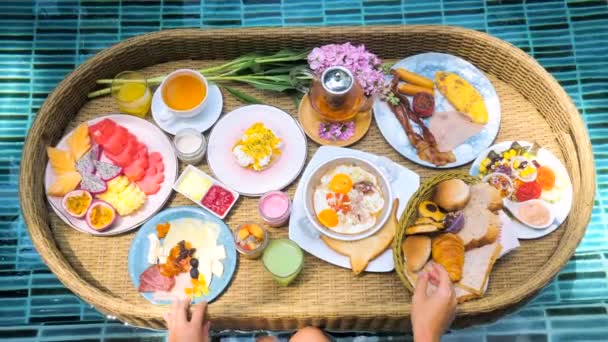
[138,265,175,292]
[429,111,485,152]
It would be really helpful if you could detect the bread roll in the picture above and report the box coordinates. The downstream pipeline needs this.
[402,235,431,272]
[433,179,471,211]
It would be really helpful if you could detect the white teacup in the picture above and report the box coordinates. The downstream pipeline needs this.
[157,69,208,121]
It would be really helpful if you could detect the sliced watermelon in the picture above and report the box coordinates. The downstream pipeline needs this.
[89,119,116,145]
[136,178,161,195]
[123,164,145,182]
[145,164,158,176]
[103,126,129,155]
[105,138,138,167]
[149,152,162,163]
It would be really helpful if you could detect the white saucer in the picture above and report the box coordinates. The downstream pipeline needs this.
[151,84,223,135]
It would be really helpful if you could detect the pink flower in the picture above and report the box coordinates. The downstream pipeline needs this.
[307,42,384,96]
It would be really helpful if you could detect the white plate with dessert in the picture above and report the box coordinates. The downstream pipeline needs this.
[206,105,307,197]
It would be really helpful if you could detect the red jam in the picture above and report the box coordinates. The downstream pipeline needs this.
[201,185,234,216]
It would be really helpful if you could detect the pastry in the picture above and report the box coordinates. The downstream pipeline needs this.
[431,233,465,282]
[402,235,431,272]
[433,179,471,211]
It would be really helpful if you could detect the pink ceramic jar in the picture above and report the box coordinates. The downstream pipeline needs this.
[258,191,292,227]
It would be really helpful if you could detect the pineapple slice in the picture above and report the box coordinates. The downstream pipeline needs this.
[96,176,146,216]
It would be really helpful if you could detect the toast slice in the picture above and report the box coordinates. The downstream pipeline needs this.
[468,183,503,212]
[457,242,502,296]
[322,199,398,275]
[459,206,501,249]
[457,182,503,249]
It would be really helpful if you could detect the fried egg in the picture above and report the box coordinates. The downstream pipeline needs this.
[313,165,385,235]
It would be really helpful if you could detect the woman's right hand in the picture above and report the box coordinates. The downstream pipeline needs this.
[411,264,457,342]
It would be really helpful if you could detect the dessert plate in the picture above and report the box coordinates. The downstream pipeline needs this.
[206,104,307,197]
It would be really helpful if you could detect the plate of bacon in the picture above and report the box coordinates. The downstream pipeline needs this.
[373,52,501,168]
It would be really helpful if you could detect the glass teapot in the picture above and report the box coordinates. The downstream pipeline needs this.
[309,66,372,122]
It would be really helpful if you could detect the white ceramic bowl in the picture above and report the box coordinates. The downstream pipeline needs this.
[303,156,393,241]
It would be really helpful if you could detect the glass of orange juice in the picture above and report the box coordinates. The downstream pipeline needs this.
[111,71,152,117]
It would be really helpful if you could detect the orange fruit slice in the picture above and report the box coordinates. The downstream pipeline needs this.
[329,173,353,194]
[317,209,339,228]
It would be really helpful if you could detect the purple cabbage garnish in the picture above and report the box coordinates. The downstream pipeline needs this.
[444,211,464,233]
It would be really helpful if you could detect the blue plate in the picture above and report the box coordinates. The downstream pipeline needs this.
[128,206,237,304]
[373,52,501,168]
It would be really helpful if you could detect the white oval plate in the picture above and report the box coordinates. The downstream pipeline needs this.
[206,105,307,197]
[373,52,501,168]
[470,141,573,239]
[45,114,178,236]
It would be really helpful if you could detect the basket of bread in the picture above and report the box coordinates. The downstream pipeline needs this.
[394,172,505,303]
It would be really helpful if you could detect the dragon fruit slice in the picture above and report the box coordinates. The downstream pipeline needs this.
[75,144,101,175]
[80,173,107,194]
[89,144,102,161]
[94,160,122,181]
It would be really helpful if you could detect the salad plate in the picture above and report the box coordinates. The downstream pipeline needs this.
[470,141,573,239]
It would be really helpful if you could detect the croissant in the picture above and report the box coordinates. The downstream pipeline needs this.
[431,233,465,282]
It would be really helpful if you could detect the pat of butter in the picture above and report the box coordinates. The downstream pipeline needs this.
[176,171,212,201]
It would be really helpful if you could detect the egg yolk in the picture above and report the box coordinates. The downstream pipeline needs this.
[317,209,339,228]
[329,173,353,194]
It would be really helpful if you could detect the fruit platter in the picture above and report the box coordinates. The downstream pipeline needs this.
[22,27,594,330]
[44,115,178,235]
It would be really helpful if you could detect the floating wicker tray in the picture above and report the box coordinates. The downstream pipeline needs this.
[20,26,594,331]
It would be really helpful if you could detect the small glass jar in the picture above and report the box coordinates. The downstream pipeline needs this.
[258,191,292,227]
[111,71,152,117]
[173,128,206,165]
[262,239,304,286]
[234,223,268,260]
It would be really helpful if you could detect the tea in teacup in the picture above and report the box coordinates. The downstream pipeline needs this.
[160,69,208,117]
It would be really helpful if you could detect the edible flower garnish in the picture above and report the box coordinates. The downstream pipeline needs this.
[319,121,355,141]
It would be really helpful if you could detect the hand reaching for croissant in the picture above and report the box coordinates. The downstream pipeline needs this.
[411,264,457,342]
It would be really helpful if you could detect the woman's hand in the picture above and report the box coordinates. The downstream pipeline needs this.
[411,264,457,342]
[164,298,211,342]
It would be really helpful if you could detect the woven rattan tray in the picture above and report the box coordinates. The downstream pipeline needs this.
[20,26,594,331]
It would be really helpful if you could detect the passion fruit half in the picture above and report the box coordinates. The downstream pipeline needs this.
[62,190,93,218]
[85,200,116,231]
